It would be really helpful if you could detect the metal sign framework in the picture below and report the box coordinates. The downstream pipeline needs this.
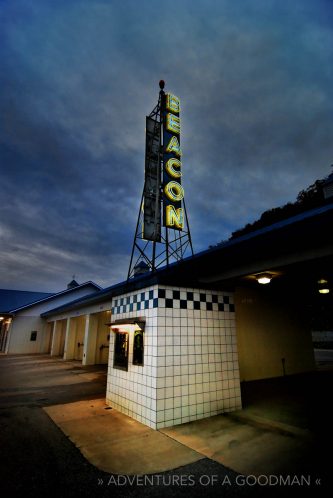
[128,82,193,280]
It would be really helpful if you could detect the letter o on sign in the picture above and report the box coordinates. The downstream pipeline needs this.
[164,181,185,202]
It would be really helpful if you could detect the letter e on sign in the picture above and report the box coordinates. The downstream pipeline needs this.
[166,113,180,134]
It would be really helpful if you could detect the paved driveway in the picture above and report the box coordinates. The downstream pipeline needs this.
[0,354,331,497]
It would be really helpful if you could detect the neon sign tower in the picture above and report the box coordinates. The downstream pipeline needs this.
[128,81,193,279]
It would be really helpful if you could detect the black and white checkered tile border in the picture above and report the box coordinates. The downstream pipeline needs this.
[111,289,235,315]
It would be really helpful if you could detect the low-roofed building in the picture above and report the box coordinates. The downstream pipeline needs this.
[0,281,102,355]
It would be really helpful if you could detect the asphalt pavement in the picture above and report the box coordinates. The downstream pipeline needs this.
[0,353,332,498]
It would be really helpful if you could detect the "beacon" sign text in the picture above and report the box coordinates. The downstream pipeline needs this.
[163,93,184,230]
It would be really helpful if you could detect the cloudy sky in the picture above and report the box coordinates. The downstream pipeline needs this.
[1,0,332,292]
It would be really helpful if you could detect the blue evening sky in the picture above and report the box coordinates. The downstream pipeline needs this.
[1,0,332,291]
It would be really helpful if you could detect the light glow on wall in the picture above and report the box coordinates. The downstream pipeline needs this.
[111,323,141,333]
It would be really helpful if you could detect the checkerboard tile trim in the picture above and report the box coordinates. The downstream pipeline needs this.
[111,288,235,314]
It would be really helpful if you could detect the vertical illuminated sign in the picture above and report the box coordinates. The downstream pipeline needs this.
[163,93,184,230]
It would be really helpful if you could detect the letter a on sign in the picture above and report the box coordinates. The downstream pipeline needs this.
[166,136,181,157]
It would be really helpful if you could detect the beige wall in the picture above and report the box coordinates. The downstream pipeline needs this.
[235,285,315,381]
[6,316,47,354]
[95,311,111,364]
[74,316,85,360]
[59,310,110,364]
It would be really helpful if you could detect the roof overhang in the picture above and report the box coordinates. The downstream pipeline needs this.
[41,202,333,316]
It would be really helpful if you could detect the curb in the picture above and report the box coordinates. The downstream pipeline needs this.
[226,411,313,440]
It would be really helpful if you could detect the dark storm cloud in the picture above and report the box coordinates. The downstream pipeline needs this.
[176,1,333,247]
[1,0,332,290]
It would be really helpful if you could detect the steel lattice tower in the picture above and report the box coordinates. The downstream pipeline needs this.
[128,81,193,280]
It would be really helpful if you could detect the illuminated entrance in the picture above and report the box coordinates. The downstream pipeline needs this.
[109,319,145,371]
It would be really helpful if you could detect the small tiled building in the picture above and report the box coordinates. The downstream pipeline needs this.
[108,285,240,429]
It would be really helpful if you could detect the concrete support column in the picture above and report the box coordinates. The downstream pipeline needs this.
[63,318,77,360]
[82,314,98,366]
[3,319,13,354]
[50,321,62,356]
[41,322,54,354]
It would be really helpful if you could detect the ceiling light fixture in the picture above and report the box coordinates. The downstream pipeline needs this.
[107,318,145,333]
[256,273,272,285]
[318,279,330,294]
[110,324,141,333]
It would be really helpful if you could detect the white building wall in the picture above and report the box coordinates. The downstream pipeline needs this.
[106,285,241,430]
[5,285,100,355]
[5,316,46,354]
[47,301,112,322]
[16,286,100,317]
[107,288,158,429]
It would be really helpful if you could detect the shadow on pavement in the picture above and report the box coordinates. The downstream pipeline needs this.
[0,354,332,497]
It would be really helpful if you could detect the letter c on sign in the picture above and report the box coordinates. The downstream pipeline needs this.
[166,158,182,178]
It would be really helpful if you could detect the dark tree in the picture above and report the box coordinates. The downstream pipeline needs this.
[213,169,331,246]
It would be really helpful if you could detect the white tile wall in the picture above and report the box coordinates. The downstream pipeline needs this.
[106,285,241,430]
